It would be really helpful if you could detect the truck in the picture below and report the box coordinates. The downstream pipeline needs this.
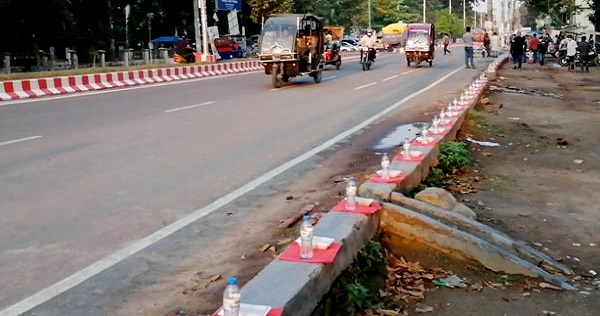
[381,22,407,51]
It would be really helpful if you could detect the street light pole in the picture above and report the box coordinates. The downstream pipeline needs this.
[193,0,201,53]
[200,0,209,55]
[368,0,371,29]
[423,0,426,23]
[449,0,452,15]
[463,0,466,29]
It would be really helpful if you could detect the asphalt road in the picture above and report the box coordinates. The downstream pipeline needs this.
[0,47,483,315]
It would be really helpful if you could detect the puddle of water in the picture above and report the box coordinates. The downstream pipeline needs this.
[373,122,429,150]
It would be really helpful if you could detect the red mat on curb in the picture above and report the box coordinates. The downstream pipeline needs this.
[278,242,343,264]
[438,118,458,126]
[412,137,440,147]
[427,127,448,135]
[367,173,406,183]
[331,200,382,215]
[393,152,425,162]
[213,307,284,316]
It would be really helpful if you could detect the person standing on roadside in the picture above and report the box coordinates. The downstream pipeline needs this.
[529,33,539,63]
[443,33,451,55]
[566,35,577,71]
[490,31,501,57]
[538,34,549,65]
[510,32,527,70]
[578,35,592,73]
[462,26,475,68]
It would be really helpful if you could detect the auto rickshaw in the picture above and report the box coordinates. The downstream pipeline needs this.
[258,14,325,88]
[404,23,435,67]
[323,26,344,70]
[472,28,487,57]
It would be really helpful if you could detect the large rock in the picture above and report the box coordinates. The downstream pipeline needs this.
[452,203,477,219]
[414,187,458,210]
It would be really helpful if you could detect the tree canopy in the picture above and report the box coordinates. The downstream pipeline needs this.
[0,0,479,62]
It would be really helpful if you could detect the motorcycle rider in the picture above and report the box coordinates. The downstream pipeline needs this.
[359,30,377,62]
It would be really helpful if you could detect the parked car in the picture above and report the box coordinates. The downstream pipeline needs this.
[340,41,358,51]
[342,39,358,46]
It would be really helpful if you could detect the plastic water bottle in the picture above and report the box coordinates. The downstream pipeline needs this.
[381,153,390,180]
[223,277,240,316]
[300,215,314,259]
[346,177,357,210]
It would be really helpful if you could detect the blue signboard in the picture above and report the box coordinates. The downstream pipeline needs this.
[216,0,241,11]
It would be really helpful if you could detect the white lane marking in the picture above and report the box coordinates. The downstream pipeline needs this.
[401,70,414,75]
[164,101,215,113]
[381,75,398,82]
[0,65,464,316]
[354,82,377,90]
[0,71,260,107]
[323,76,337,81]
[0,135,43,147]
[269,85,293,92]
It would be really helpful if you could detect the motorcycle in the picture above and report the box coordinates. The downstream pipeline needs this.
[558,46,599,67]
[360,46,375,71]
[545,42,558,58]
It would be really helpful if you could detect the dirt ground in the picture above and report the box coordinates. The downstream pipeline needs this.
[390,63,600,315]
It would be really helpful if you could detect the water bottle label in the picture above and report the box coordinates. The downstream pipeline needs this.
[381,161,390,168]
[223,298,240,309]
[300,228,313,238]
[346,187,356,195]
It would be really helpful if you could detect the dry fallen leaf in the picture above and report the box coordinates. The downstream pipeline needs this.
[538,282,562,291]
[415,303,434,313]
[469,282,484,292]
[376,309,400,316]
[260,244,271,252]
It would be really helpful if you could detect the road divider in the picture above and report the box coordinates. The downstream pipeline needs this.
[0,52,362,102]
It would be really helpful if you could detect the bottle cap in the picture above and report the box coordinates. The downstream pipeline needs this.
[303,215,311,221]
[348,176,355,182]
[227,277,238,285]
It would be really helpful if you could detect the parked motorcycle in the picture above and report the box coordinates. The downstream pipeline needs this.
[545,42,557,58]
[360,46,375,71]
[558,48,599,67]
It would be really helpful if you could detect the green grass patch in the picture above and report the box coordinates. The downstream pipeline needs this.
[312,239,386,316]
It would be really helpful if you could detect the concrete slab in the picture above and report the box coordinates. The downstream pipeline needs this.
[240,211,380,315]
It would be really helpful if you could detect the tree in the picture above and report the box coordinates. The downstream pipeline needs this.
[372,0,419,29]
[247,0,294,24]
[435,10,461,36]
[587,0,600,31]
[522,0,580,28]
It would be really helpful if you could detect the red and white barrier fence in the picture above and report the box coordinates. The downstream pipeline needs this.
[0,60,264,101]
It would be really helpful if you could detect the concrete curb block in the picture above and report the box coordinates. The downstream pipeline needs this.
[224,53,512,315]
[379,203,576,290]
[0,52,362,102]
[239,211,380,315]
[390,192,574,276]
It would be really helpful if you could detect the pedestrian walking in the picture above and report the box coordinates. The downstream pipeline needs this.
[443,34,451,55]
[566,35,577,71]
[510,32,527,70]
[529,34,539,63]
[462,26,475,68]
[578,35,592,73]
